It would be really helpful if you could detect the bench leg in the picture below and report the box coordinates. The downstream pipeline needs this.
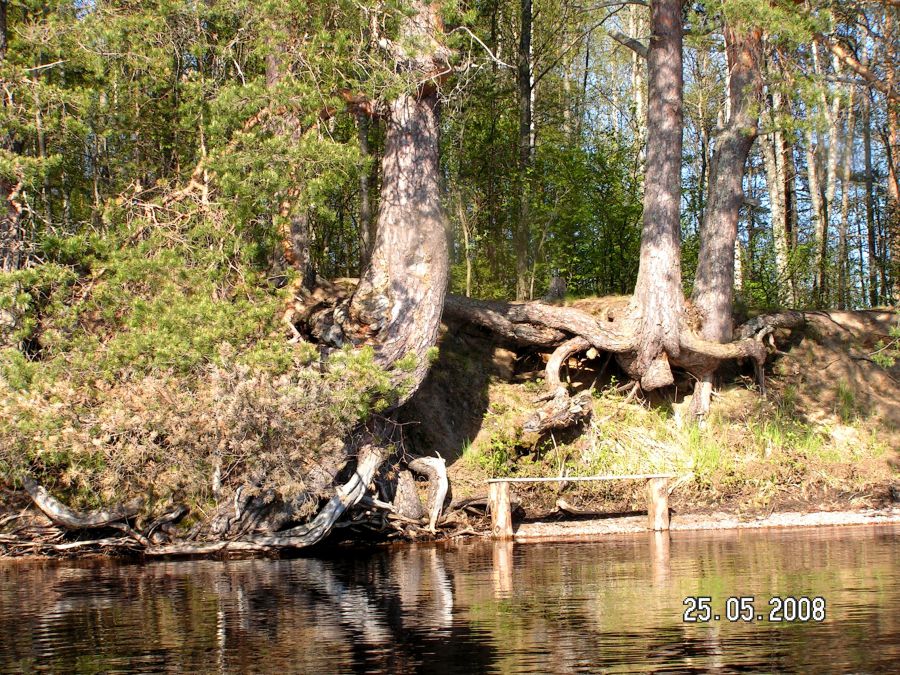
[489,482,513,539]
[646,477,670,531]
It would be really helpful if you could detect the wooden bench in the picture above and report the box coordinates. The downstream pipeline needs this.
[487,474,676,539]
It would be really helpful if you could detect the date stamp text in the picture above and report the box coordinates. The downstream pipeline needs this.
[682,596,826,623]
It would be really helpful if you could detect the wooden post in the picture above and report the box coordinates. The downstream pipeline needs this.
[489,481,513,539]
[646,477,670,531]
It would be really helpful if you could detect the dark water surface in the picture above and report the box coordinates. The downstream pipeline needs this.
[0,524,897,673]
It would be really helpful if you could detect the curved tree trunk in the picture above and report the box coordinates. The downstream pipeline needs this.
[346,89,449,395]
[690,22,762,416]
[628,0,684,390]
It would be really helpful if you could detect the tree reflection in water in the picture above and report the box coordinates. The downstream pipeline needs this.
[1,526,898,673]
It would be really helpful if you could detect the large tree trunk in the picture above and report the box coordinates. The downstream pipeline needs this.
[258,1,451,548]
[690,21,762,415]
[628,0,684,391]
[346,91,448,394]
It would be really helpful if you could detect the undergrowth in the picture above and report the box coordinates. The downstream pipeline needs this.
[459,379,895,511]
[0,201,404,516]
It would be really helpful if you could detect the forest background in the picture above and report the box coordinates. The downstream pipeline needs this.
[0,0,898,548]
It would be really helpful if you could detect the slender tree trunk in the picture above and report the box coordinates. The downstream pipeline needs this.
[629,0,684,391]
[690,21,762,414]
[806,129,827,302]
[1,0,22,343]
[883,6,899,302]
[515,0,533,300]
[455,192,474,297]
[855,193,868,302]
[837,87,855,309]
[629,4,647,150]
[863,94,880,306]
[762,131,791,303]
[0,1,7,60]
[809,47,842,305]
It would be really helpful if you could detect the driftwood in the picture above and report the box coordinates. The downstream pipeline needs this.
[523,389,593,434]
[735,310,806,340]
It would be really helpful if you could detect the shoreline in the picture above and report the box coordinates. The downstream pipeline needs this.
[2,506,898,560]
[507,506,900,543]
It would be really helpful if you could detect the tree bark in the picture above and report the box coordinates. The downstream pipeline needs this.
[629,0,684,390]
[690,21,763,414]
[809,47,842,306]
[885,6,899,302]
[1,0,17,274]
[329,0,452,399]
[761,130,791,303]
[346,89,449,395]
[691,23,762,348]
[0,1,21,344]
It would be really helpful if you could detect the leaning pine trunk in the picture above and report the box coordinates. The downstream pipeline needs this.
[629,0,684,390]
[690,22,762,414]
[348,90,449,396]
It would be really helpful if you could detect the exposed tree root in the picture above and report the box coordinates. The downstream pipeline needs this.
[22,477,143,530]
[4,300,811,559]
[445,294,803,429]
[408,456,448,532]
[5,444,469,557]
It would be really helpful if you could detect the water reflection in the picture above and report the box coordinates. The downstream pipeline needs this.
[0,524,897,673]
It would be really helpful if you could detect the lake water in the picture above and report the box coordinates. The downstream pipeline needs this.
[0,524,897,673]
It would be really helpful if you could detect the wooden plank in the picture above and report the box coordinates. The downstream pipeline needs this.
[488,481,513,539]
[646,477,670,531]
[487,473,675,484]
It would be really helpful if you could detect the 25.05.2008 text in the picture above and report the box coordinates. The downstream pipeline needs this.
[682,596,826,623]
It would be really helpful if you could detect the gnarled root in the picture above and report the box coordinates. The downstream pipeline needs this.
[22,477,143,530]
[408,456,448,532]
